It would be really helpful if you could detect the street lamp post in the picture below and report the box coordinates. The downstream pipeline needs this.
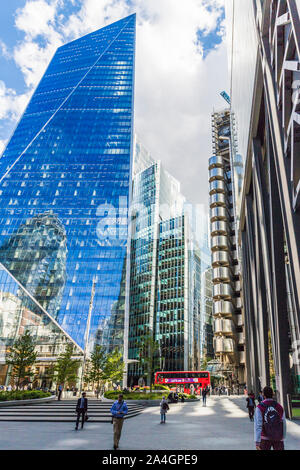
[79,277,96,394]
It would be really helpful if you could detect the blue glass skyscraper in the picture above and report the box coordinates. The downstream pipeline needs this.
[0,14,136,353]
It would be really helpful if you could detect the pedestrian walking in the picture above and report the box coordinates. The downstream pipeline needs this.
[202,386,208,407]
[160,396,169,423]
[254,386,286,450]
[75,392,88,430]
[257,391,263,404]
[110,394,128,450]
[246,391,256,421]
[57,384,63,400]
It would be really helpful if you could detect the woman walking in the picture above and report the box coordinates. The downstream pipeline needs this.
[160,396,169,424]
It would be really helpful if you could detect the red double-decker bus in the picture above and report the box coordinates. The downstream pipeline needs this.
[154,371,210,392]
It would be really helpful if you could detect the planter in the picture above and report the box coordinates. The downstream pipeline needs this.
[0,395,56,407]
[102,397,200,407]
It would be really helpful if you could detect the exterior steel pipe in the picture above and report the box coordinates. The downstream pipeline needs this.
[214,318,235,335]
[211,221,228,236]
[212,251,230,267]
[213,300,234,317]
[213,283,233,300]
[209,180,226,195]
[209,155,224,169]
[210,193,226,208]
[214,337,235,354]
[211,236,229,252]
[210,207,228,222]
[209,168,225,182]
[212,267,231,283]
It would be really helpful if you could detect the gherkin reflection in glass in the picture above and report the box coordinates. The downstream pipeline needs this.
[0,14,136,351]
[0,212,67,320]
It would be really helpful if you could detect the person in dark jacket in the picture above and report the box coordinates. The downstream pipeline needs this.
[57,384,63,400]
[246,391,256,421]
[75,392,88,430]
[202,386,209,407]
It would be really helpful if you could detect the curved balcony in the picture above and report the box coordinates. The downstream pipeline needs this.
[214,337,235,354]
[211,236,229,252]
[212,267,231,283]
[210,207,228,223]
[213,283,233,301]
[236,313,244,327]
[212,250,230,267]
[213,300,234,318]
[210,193,226,208]
[209,180,226,195]
[209,155,224,170]
[236,297,242,309]
[214,318,235,335]
[211,221,228,237]
[209,168,225,183]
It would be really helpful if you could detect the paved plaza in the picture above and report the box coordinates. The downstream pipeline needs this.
[0,396,299,450]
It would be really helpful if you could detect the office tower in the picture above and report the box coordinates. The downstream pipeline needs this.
[127,141,207,385]
[209,109,245,389]
[0,15,136,386]
[226,0,300,412]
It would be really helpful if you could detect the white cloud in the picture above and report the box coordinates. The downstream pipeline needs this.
[0,140,8,156]
[0,80,31,121]
[0,0,228,207]
[13,0,64,87]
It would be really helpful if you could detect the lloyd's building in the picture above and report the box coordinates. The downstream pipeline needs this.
[0,15,136,386]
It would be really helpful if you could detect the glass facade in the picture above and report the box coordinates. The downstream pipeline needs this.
[128,140,208,384]
[0,14,136,355]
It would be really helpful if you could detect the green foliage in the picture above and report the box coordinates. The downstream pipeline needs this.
[104,391,165,400]
[84,345,107,396]
[103,391,198,401]
[5,331,37,390]
[153,384,169,391]
[200,356,213,371]
[84,346,124,394]
[52,344,80,388]
[0,390,51,401]
[138,335,160,392]
[103,349,124,383]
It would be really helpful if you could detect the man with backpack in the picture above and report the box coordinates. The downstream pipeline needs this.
[254,386,286,450]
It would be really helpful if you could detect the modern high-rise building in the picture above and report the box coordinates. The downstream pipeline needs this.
[0,14,136,385]
[226,0,300,412]
[209,108,245,388]
[127,141,210,385]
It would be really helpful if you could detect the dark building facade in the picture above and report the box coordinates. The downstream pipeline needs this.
[227,0,300,413]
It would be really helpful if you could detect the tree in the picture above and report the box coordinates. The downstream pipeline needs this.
[84,345,107,398]
[138,334,160,393]
[103,348,125,385]
[52,344,80,390]
[200,355,213,371]
[5,331,37,390]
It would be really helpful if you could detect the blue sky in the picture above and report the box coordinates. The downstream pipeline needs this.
[0,0,228,205]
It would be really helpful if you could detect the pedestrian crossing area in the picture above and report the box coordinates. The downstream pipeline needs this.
[0,399,144,423]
